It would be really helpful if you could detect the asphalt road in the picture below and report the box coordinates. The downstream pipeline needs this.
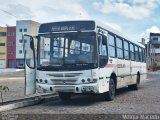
[1,72,160,120]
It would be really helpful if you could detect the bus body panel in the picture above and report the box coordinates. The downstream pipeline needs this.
[25,65,36,95]
[140,63,147,83]
[98,67,111,93]
[36,69,101,93]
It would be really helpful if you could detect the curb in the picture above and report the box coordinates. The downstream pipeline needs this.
[0,94,58,112]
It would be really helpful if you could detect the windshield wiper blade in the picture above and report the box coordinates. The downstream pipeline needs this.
[50,64,62,66]
[75,63,88,66]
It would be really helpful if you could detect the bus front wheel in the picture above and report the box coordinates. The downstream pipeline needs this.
[104,78,116,101]
[58,92,72,101]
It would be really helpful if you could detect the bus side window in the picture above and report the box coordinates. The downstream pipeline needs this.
[130,43,135,61]
[116,37,124,59]
[98,34,108,67]
[135,45,139,62]
[139,47,143,62]
[123,40,129,60]
[108,34,116,58]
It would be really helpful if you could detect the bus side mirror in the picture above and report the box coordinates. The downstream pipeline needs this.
[102,35,107,45]
[23,34,34,50]
[30,39,34,50]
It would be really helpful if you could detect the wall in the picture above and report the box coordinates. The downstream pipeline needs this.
[16,20,40,68]
[7,26,16,68]
[0,27,7,68]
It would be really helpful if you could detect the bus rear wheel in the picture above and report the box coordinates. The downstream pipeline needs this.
[58,92,72,101]
[128,75,140,90]
[104,78,116,101]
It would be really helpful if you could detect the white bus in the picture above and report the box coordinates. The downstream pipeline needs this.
[23,20,147,101]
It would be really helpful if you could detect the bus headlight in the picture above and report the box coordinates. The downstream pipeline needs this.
[89,79,97,83]
[81,79,85,83]
[81,78,98,84]
[44,80,48,83]
[92,78,98,83]
[40,79,43,82]
[87,78,91,82]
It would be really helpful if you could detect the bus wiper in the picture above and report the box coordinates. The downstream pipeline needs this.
[63,63,75,67]
[75,63,88,66]
[38,64,62,69]
[50,64,62,66]
[41,64,62,67]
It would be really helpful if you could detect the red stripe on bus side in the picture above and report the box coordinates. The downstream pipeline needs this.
[106,64,116,67]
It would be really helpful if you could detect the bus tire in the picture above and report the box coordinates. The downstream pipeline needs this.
[58,92,72,101]
[128,75,140,90]
[104,78,116,101]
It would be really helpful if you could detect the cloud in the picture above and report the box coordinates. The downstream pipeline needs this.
[0,0,90,25]
[93,0,160,20]
[7,4,35,19]
[141,26,160,42]
[36,0,90,22]
[103,21,122,32]
[145,26,160,33]
[107,23,122,32]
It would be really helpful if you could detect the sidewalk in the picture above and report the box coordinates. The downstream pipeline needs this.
[0,70,48,103]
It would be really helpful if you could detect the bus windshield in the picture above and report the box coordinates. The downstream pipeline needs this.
[37,32,98,71]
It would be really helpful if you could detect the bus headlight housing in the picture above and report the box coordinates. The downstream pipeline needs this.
[89,78,98,83]
[81,78,98,84]
[92,78,98,83]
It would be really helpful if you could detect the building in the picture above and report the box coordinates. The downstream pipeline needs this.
[16,20,40,68]
[146,33,160,69]
[0,27,7,68]
[7,26,16,68]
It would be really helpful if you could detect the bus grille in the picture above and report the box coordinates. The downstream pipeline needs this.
[48,73,82,85]
[51,79,78,85]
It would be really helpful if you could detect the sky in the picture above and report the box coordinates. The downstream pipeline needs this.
[1,0,160,43]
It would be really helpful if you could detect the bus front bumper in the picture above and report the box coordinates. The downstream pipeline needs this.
[36,83,99,94]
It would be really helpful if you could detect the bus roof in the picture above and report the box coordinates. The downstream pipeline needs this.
[39,20,144,48]
[95,21,145,48]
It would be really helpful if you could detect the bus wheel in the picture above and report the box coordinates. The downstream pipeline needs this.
[128,75,140,90]
[104,78,116,101]
[58,92,72,101]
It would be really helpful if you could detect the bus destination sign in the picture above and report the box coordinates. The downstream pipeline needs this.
[39,21,95,33]
[51,25,76,32]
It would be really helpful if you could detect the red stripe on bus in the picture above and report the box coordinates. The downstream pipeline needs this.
[106,64,116,67]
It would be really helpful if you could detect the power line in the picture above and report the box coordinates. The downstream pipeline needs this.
[0,9,18,18]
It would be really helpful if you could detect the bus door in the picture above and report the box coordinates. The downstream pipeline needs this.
[23,35,36,95]
[98,34,108,92]
[116,37,127,87]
